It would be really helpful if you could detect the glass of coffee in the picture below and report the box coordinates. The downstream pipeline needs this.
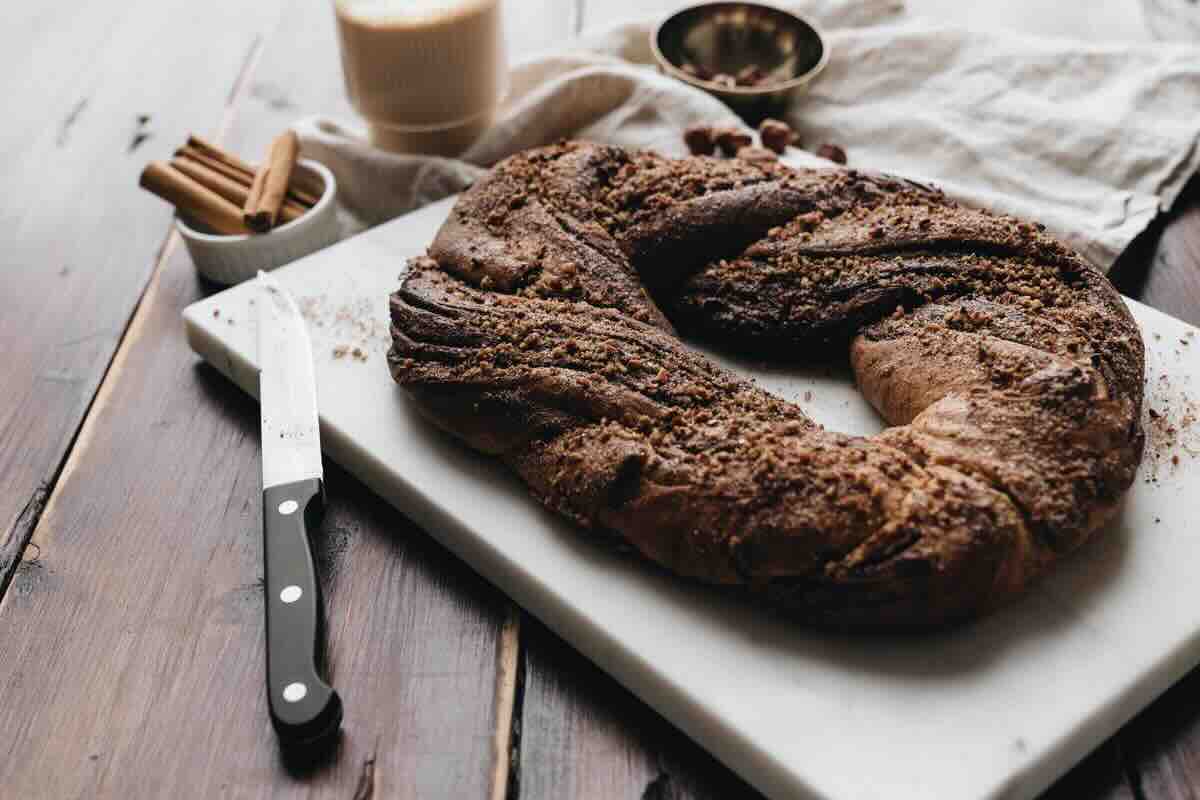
[332,0,508,156]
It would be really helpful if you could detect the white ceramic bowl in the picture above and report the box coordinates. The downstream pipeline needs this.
[176,158,340,286]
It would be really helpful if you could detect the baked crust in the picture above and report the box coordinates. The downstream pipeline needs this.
[388,142,1145,628]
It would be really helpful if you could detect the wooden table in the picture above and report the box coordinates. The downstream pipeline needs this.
[2,1,1197,797]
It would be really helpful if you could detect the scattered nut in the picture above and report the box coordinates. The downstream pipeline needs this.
[758,118,795,154]
[816,143,847,164]
[683,124,717,156]
[715,128,753,156]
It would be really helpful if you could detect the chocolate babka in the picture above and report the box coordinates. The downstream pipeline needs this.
[388,141,1144,628]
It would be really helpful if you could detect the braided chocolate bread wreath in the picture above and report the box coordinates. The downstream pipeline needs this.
[388,141,1144,628]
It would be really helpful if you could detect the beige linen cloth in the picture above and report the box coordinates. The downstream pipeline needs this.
[296,0,1200,270]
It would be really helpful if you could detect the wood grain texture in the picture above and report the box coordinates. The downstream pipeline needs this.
[517,616,762,800]
[0,233,510,797]
[0,1,585,796]
[1122,668,1200,800]
[0,0,281,593]
[1111,176,1200,327]
[491,607,522,800]
[1042,740,1138,800]
[0,0,511,797]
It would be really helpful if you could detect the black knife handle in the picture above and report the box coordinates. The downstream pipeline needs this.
[263,478,342,746]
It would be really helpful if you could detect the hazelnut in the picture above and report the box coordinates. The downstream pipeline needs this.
[714,128,753,156]
[758,118,795,154]
[683,124,717,156]
[815,143,847,165]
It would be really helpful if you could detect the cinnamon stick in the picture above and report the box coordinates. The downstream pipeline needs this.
[185,134,257,177]
[244,131,301,232]
[183,134,318,207]
[139,161,249,235]
[175,148,254,188]
[243,166,271,232]
[170,157,306,223]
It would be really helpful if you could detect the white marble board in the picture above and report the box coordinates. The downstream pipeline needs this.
[184,196,1200,800]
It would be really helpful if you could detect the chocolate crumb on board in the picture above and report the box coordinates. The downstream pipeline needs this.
[1142,370,1200,480]
[301,293,392,362]
[816,143,847,164]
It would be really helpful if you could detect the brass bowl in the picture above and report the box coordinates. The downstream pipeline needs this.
[650,1,829,122]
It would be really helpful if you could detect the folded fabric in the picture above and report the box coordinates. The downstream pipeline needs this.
[296,0,1200,270]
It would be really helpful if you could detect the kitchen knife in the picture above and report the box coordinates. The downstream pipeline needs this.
[257,271,342,746]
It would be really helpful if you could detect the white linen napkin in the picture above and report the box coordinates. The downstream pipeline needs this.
[296,0,1200,270]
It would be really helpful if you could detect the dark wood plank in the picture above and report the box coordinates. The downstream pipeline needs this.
[1042,740,1137,800]
[0,1,605,795]
[1121,668,1200,800]
[516,615,762,800]
[1111,176,1200,327]
[0,0,285,592]
[0,0,516,796]
[0,218,511,799]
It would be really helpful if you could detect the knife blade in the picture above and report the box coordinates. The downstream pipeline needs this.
[257,271,342,746]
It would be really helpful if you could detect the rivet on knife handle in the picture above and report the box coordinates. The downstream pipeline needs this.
[263,477,342,745]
